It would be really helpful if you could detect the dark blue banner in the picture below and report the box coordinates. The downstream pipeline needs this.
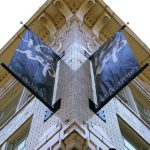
[9,29,60,107]
[90,31,140,109]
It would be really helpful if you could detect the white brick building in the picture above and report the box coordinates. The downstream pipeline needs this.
[0,0,150,149]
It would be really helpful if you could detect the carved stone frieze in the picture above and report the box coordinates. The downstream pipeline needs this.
[76,0,95,21]
[38,12,56,36]
[66,0,82,13]
[63,131,85,149]
[53,0,73,21]
[93,12,111,38]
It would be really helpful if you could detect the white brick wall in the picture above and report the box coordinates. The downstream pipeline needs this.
[0,17,149,150]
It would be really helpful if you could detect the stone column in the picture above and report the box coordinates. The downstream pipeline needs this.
[54,16,100,124]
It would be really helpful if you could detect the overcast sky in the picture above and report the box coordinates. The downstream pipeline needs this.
[103,0,150,48]
[0,0,47,49]
[0,0,150,49]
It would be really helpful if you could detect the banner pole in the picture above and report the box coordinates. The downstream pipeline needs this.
[88,22,129,60]
[118,22,129,31]
[1,63,61,112]
[89,63,149,113]
[20,21,31,30]
[20,21,62,60]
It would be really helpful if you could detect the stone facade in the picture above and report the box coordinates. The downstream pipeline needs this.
[0,0,150,150]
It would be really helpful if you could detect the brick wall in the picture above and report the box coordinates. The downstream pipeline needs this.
[0,17,149,150]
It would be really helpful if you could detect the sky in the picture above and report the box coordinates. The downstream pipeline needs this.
[0,0,47,49]
[103,0,150,48]
[0,0,150,49]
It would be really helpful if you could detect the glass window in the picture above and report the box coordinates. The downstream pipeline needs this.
[0,92,22,126]
[130,86,150,125]
[13,133,27,150]
[136,101,150,125]
[4,132,28,150]
[118,117,150,150]
[16,88,34,110]
[117,86,140,114]
[118,85,150,124]
[124,138,136,150]
[3,118,31,150]
[118,87,129,104]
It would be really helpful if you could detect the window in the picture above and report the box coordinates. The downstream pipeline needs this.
[135,98,150,125]
[117,85,140,115]
[118,87,129,104]
[136,101,150,125]
[124,138,136,150]
[118,86,135,108]
[4,131,29,150]
[2,118,31,150]
[118,117,150,150]
[118,84,150,124]
[12,133,28,150]
[0,92,22,126]
[130,85,150,126]
[0,87,34,127]
[16,88,34,110]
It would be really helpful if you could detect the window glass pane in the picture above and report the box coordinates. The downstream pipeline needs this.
[118,89,128,104]
[0,92,22,126]
[124,139,136,150]
[136,101,150,125]
[16,139,26,150]
[13,133,27,150]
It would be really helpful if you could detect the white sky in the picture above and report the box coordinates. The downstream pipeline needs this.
[0,0,150,49]
[0,0,47,49]
[103,0,150,48]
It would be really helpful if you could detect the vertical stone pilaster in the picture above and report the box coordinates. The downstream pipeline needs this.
[53,17,100,124]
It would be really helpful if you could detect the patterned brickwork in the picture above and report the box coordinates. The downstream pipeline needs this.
[0,16,149,150]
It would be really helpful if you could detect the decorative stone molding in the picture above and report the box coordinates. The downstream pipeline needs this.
[63,131,85,149]
[38,12,56,36]
[33,121,115,149]
[99,32,107,42]
[93,12,111,38]
[76,0,95,21]
[53,0,73,21]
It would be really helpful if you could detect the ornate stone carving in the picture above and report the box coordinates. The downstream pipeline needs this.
[53,0,73,21]
[38,12,56,36]
[93,12,110,38]
[76,0,95,21]
[63,131,85,149]
[67,0,81,13]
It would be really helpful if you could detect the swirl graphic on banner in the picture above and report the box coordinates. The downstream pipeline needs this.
[9,30,60,106]
[90,31,140,107]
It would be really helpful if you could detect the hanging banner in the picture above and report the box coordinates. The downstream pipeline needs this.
[2,29,60,110]
[90,31,141,109]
